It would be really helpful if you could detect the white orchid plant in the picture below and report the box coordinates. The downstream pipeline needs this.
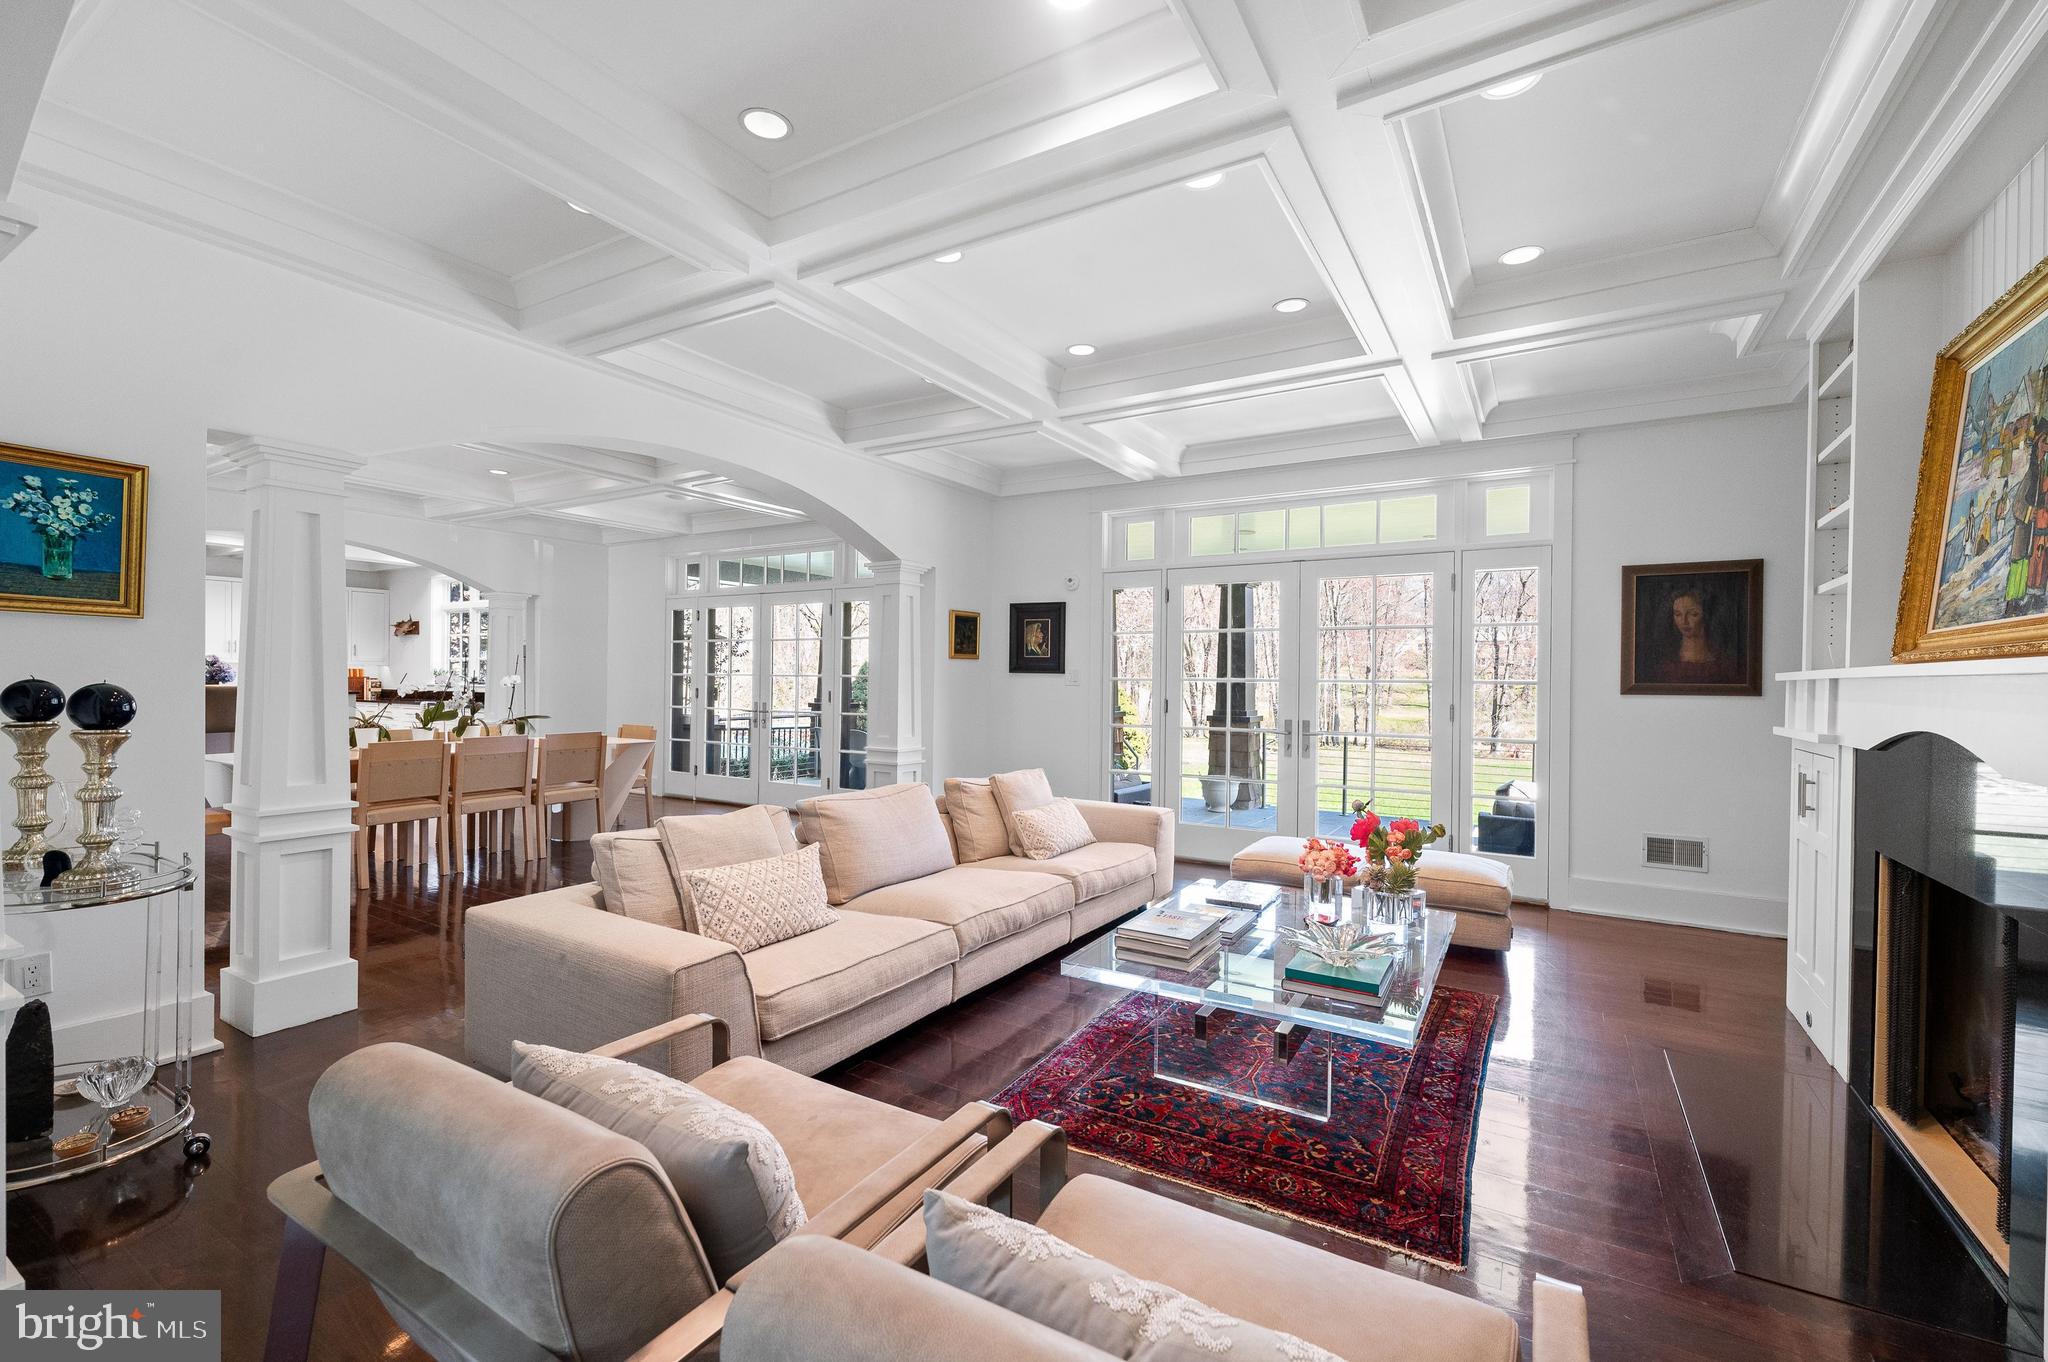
[4,473,118,541]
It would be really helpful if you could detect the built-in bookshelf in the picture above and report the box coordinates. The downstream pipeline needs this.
[1804,295,1854,669]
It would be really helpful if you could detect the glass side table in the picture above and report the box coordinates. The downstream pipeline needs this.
[4,847,211,1190]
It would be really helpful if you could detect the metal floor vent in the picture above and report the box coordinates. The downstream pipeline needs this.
[1643,834,1709,872]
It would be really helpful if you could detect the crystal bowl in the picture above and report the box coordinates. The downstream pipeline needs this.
[76,1055,155,1108]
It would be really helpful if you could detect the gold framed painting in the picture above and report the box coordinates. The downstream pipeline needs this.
[948,609,980,660]
[1895,252,2048,661]
[0,442,147,618]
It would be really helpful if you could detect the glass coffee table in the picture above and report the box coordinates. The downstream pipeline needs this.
[1062,881,1457,1121]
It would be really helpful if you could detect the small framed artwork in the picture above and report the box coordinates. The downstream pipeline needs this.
[1620,560,1763,696]
[1896,251,2048,661]
[948,609,980,660]
[0,442,148,618]
[1009,602,1066,674]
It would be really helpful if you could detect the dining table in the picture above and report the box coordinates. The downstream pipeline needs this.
[203,733,657,839]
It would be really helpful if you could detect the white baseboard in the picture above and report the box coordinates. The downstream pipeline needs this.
[48,988,223,1068]
[1558,873,1787,938]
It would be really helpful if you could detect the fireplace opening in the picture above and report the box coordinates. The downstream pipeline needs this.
[1875,857,2016,1269]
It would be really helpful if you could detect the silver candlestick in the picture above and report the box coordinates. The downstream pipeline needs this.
[54,728,141,893]
[3,720,59,872]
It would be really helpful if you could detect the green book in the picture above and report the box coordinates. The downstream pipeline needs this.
[1283,953,1394,996]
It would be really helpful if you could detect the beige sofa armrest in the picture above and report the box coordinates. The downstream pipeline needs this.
[624,1290,732,1362]
[591,1014,732,1076]
[1531,1276,1590,1362]
[1072,799,1174,898]
[465,883,760,1077]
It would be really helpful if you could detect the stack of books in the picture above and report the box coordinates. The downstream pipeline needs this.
[1282,952,1396,1004]
[1115,904,1223,969]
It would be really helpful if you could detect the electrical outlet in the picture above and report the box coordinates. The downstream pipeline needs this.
[13,951,51,999]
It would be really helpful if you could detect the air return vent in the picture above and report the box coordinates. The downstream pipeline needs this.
[1643,835,1708,873]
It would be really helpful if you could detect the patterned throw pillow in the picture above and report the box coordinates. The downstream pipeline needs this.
[921,1190,1339,1361]
[512,1042,806,1285]
[685,843,839,952]
[1009,798,1097,860]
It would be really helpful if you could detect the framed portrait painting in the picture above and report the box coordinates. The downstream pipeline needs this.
[0,442,147,618]
[1620,560,1763,696]
[1895,252,2048,662]
[948,609,980,660]
[1008,602,1065,674]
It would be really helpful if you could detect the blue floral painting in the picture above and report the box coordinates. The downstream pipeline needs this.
[0,445,146,615]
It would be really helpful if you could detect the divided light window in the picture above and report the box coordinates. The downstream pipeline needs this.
[1108,584,1157,806]
[715,548,837,588]
[1187,492,1437,559]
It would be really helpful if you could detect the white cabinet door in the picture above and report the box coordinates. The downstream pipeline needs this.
[347,588,390,666]
[1785,748,1839,1057]
[204,577,242,660]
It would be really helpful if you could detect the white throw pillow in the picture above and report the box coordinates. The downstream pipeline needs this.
[989,767,1058,856]
[685,843,839,952]
[1010,798,1096,860]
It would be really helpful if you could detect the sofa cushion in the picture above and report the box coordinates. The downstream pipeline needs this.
[989,768,1057,856]
[687,843,839,953]
[1011,798,1097,860]
[591,827,685,931]
[922,1190,1341,1362]
[977,843,1155,904]
[1036,1174,1518,1362]
[742,910,959,1042]
[692,1054,937,1217]
[844,864,1074,955]
[511,1043,804,1287]
[657,806,797,932]
[797,784,957,906]
[943,778,1011,862]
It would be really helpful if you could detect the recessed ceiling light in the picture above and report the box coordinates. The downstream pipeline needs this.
[933,250,964,264]
[1272,297,1310,314]
[1480,73,1542,100]
[565,200,591,214]
[1067,344,1097,357]
[1184,172,1224,190]
[489,468,511,476]
[739,107,793,140]
[1498,245,1545,265]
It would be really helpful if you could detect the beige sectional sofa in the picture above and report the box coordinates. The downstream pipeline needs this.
[466,779,1172,1080]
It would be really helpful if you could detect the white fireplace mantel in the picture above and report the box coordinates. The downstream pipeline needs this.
[1777,661,2048,789]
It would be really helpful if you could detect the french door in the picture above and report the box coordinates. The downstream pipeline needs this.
[1122,549,1547,898]
[666,590,856,808]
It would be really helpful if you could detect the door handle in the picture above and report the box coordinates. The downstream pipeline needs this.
[1281,718,1294,758]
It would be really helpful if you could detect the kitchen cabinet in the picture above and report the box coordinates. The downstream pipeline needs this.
[347,587,390,667]
[204,577,243,661]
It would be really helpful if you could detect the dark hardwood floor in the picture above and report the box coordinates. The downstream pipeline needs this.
[7,800,2017,1360]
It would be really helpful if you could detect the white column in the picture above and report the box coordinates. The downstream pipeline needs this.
[217,437,365,1037]
[485,590,534,722]
[863,561,929,787]
[0,905,23,1289]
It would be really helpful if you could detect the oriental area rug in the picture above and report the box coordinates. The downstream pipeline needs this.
[994,988,1498,1268]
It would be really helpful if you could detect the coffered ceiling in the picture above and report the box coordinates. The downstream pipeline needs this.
[13,0,2046,538]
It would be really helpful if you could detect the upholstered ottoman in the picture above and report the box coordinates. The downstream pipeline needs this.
[1229,836,1515,950]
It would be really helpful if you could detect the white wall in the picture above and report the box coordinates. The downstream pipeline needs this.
[963,410,1806,935]
[1946,138,2048,334]
[1564,408,1806,934]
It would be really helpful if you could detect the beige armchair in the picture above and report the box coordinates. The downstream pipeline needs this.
[263,1015,1013,1362]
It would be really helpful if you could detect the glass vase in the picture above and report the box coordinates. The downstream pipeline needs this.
[1301,873,1341,909]
[40,532,74,580]
[1373,888,1415,922]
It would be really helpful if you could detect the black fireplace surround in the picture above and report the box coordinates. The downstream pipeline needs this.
[1854,732,2048,1353]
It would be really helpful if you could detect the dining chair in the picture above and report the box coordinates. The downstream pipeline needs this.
[533,731,605,854]
[352,736,451,887]
[618,722,657,827]
[449,734,538,866]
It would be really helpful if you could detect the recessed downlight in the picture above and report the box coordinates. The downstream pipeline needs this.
[489,468,511,476]
[1272,297,1310,314]
[739,107,793,140]
[1184,172,1224,190]
[933,250,964,264]
[1066,344,1097,358]
[565,200,591,214]
[1498,245,1545,266]
[1480,73,1542,100]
